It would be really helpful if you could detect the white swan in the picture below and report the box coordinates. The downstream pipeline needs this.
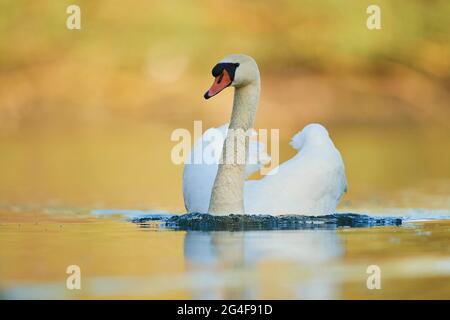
[183,54,347,215]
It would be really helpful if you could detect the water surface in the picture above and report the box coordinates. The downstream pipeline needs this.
[1,207,449,299]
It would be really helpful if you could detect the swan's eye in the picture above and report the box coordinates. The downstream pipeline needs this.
[216,73,224,84]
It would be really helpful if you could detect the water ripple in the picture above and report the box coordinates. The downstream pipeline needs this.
[132,213,402,231]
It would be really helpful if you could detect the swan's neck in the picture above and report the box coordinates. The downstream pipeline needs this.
[229,83,260,131]
[209,81,260,215]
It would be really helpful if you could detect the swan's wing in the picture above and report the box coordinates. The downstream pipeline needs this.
[183,123,271,213]
[326,149,347,204]
[246,131,271,177]
[245,131,347,216]
[341,167,348,194]
[287,125,347,205]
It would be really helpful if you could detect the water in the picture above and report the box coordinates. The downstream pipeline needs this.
[1,207,450,299]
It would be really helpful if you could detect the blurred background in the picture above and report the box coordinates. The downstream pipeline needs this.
[0,0,449,212]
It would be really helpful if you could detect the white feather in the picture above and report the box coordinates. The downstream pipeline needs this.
[183,123,347,215]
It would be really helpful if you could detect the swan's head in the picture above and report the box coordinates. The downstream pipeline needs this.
[290,123,332,151]
[204,54,260,99]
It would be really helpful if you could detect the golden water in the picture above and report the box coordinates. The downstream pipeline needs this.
[1,209,450,299]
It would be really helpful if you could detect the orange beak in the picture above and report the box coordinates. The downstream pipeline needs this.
[204,69,232,99]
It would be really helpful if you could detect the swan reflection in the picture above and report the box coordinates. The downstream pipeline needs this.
[183,230,343,299]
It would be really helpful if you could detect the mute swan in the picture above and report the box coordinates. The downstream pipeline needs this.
[183,54,347,215]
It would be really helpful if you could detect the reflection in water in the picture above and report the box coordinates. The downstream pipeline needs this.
[1,208,450,299]
[183,230,343,299]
